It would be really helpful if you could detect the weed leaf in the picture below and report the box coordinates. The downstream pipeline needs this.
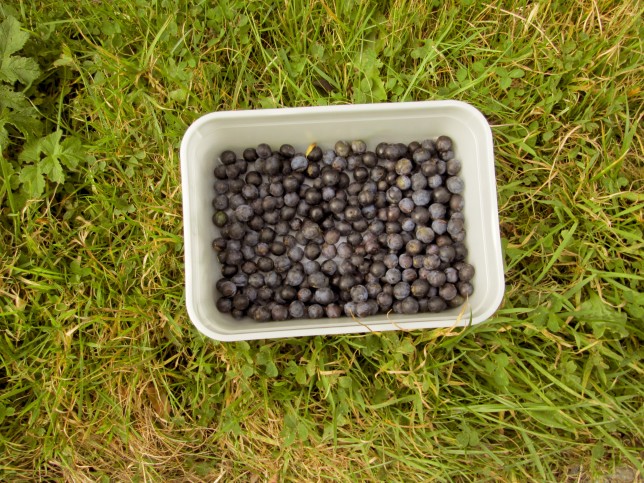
[576,293,629,338]
[0,16,40,84]
[17,163,44,197]
[0,16,28,57]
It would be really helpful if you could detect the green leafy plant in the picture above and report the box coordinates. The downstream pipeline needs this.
[0,16,41,147]
[17,130,84,197]
[0,14,84,213]
[0,16,39,83]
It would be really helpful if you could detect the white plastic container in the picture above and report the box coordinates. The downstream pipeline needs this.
[181,101,504,341]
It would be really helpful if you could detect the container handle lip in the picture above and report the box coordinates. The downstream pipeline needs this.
[181,100,492,134]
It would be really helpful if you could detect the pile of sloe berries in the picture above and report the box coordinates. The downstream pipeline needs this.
[211,136,475,322]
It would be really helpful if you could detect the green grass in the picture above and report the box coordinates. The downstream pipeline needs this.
[1,0,642,481]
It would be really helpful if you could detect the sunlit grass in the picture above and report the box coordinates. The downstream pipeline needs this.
[0,0,642,481]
